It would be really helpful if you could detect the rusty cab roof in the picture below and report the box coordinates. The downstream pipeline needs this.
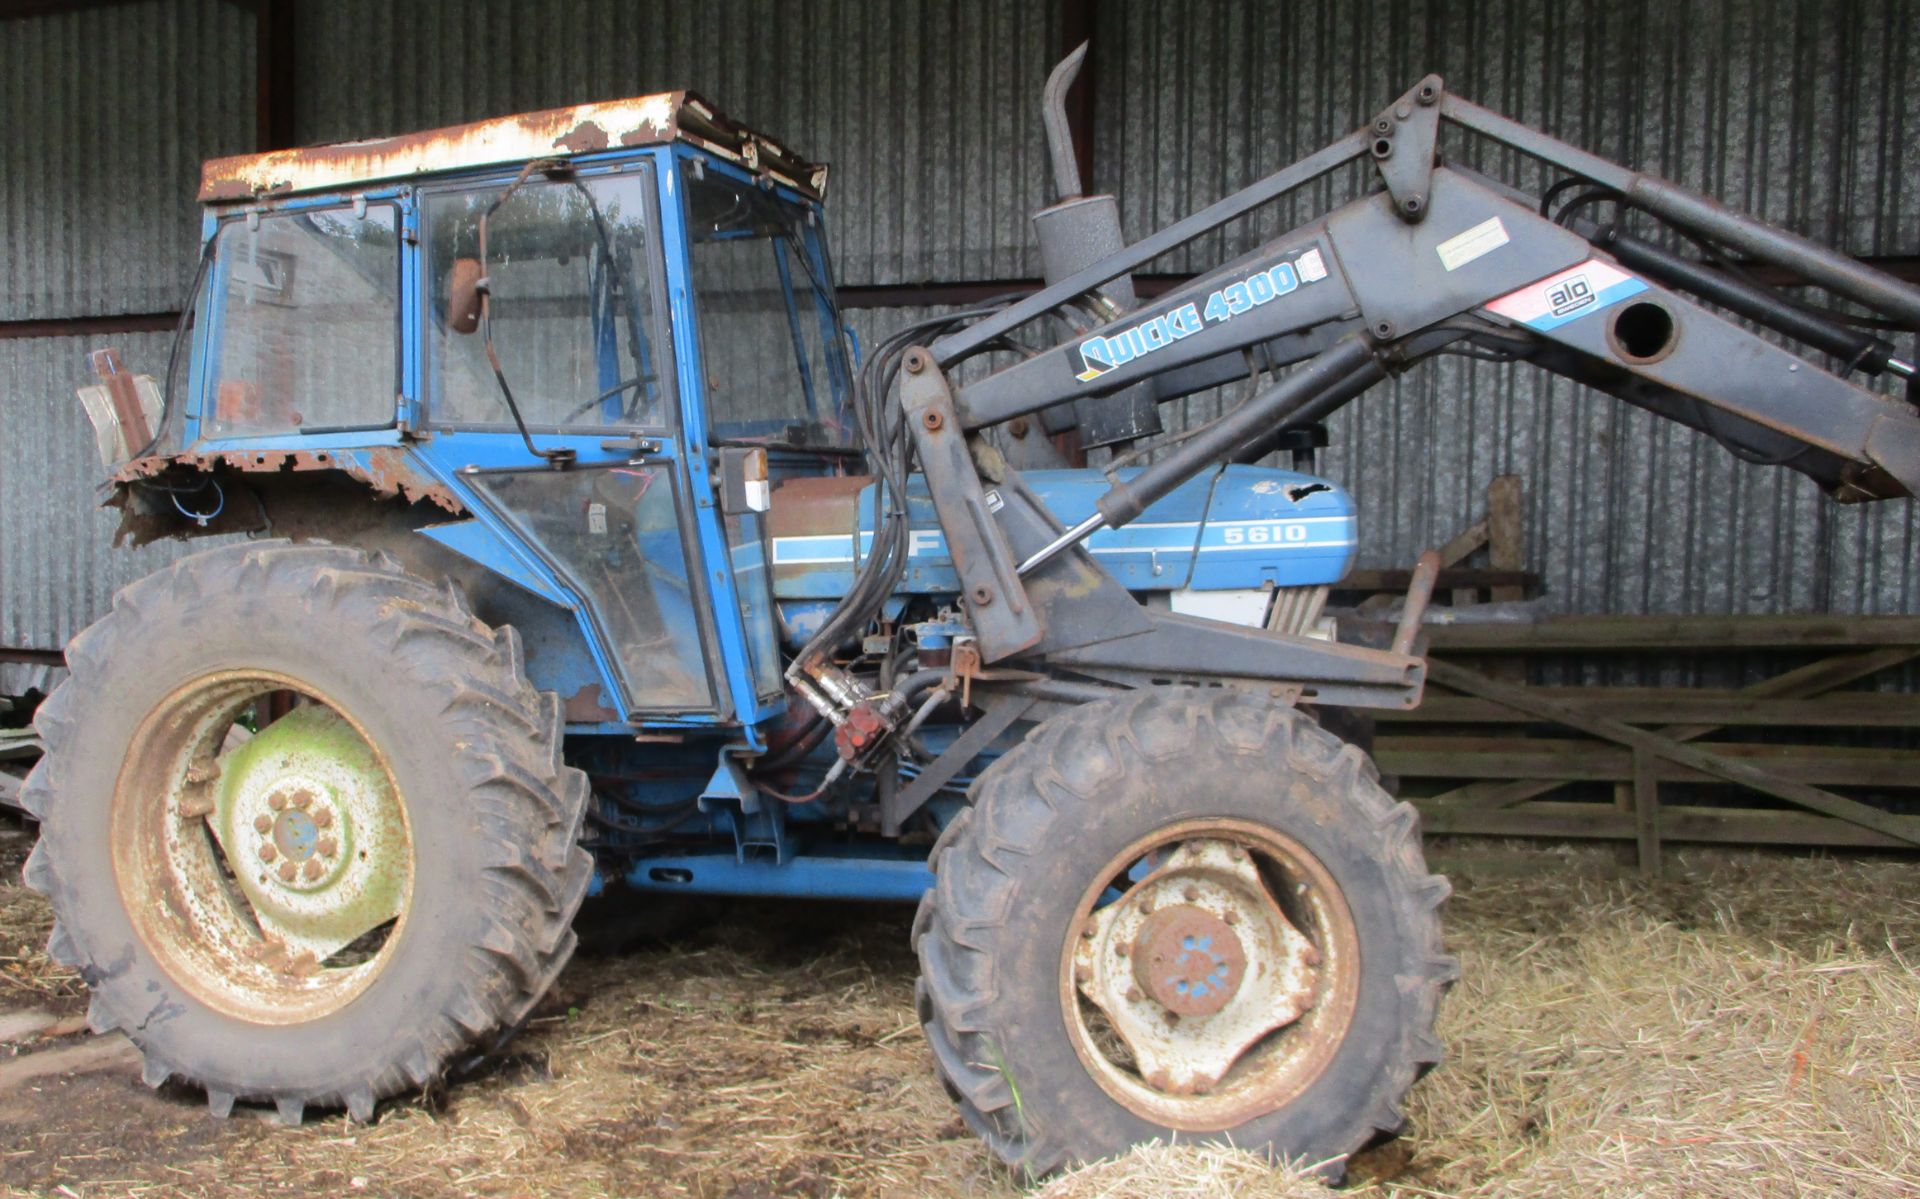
[198,91,827,205]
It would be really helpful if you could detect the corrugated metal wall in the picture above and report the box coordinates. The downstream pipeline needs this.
[292,0,1063,289]
[2,0,1916,679]
[1,0,254,678]
[1095,0,1919,269]
[1096,0,1920,616]
[0,332,226,693]
[0,0,255,320]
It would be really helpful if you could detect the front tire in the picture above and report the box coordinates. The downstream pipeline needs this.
[20,541,590,1122]
[913,689,1455,1178]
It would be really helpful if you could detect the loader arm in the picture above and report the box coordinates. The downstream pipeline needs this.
[889,76,1920,669]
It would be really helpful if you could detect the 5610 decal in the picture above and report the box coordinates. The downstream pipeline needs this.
[1072,248,1329,383]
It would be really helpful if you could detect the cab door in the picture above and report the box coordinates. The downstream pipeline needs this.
[415,156,747,722]
[663,151,862,724]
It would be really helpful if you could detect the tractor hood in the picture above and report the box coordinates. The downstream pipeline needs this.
[767,464,1357,600]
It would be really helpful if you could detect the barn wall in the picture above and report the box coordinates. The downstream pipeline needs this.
[1093,0,1920,616]
[2,0,1915,677]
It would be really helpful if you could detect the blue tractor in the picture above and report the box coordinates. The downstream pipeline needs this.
[28,55,1920,1177]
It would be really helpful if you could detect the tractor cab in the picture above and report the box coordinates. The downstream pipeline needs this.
[105,95,856,734]
[97,91,1357,741]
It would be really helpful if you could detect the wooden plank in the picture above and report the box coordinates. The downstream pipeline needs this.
[0,1011,58,1043]
[1426,660,1920,846]
[1377,739,1920,786]
[1436,517,1489,568]
[1422,850,1628,880]
[1487,475,1524,603]
[1339,568,1537,593]
[1379,691,1920,726]
[0,1035,140,1091]
[1425,614,1920,651]
[1417,800,1920,849]
[1421,646,1920,809]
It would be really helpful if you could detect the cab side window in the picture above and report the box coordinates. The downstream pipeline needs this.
[204,206,400,437]
[424,170,666,430]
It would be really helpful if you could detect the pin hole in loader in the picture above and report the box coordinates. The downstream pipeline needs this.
[33,50,1920,1179]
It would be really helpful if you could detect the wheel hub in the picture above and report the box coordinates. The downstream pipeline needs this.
[206,705,407,969]
[1132,905,1247,1018]
[1071,838,1321,1096]
[255,783,347,890]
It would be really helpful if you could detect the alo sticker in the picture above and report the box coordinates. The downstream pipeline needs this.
[1071,249,1327,383]
[1483,259,1647,332]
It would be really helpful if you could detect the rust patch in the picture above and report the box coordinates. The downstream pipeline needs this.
[201,95,680,201]
[352,447,463,512]
[1132,905,1248,1019]
[198,89,828,204]
[563,684,622,724]
[553,120,610,154]
[766,474,871,539]
[111,449,462,515]
[766,474,872,596]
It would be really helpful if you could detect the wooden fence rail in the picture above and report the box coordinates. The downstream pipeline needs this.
[1377,615,1920,875]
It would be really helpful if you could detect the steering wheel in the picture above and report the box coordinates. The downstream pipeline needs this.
[561,375,658,424]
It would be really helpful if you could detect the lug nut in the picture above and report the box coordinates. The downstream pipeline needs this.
[185,756,222,784]
[313,808,333,830]
[316,836,338,858]
[277,860,297,882]
[268,792,287,811]
[1183,885,1200,902]
[258,843,277,863]
[302,859,323,882]
[254,815,272,834]
[291,791,311,810]
[1224,909,1241,926]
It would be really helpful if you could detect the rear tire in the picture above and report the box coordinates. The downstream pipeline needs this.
[19,541,590,1122]
[913,689,1455,1178]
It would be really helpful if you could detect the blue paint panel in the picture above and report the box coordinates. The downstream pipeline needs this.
[417,518,572,607]
[619,852,934,902]
[1191,465,1358,590]
[409,430,659,721]
[768,464,1357,598]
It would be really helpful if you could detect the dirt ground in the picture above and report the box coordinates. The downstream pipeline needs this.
[0,809,1914,1199]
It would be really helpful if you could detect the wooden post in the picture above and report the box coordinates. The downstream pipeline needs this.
[1487,475,1524,603]
[1613,782,1638,867]
[1485,474,1525,677]
[1632,747,1662,877]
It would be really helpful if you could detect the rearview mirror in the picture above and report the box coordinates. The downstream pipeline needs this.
[447,257,484,334]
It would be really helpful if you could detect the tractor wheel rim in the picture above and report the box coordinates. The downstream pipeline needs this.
[112,670,415,1025]
[1060,818,1361,1131]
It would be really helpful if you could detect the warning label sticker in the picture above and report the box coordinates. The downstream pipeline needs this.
[1435,216,1510,272]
